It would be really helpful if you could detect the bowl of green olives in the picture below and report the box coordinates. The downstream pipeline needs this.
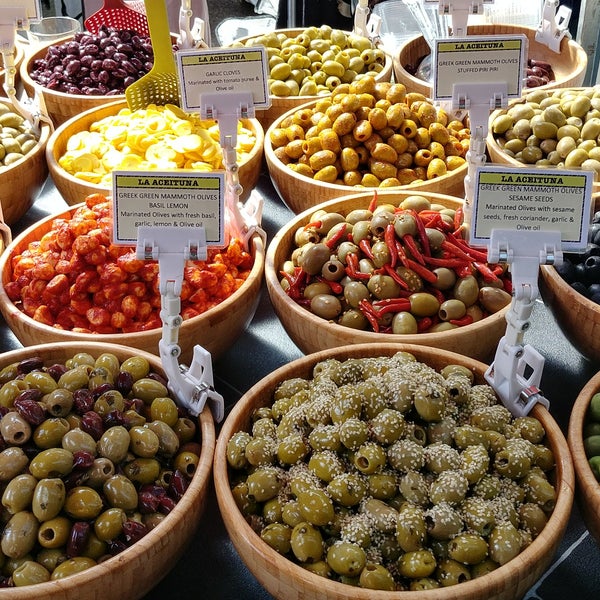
[394,24,587,99]
[487,86,600,192]
[264,82,470,213]
[568,372,600,546]
[265,189,511,362]
[229,26,393,131]
[0,98,51,225]
[214,342,574,599]
[0,341,215,598]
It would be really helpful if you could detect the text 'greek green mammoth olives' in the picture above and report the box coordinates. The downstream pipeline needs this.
[226,352,559,591]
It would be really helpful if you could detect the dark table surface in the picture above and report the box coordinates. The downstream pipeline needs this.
[2,171,600,599]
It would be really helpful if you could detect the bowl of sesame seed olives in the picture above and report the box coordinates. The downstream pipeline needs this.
[214,342,574,599]
[265,189,511,362]
[0,341,215,598]
[569,373,600,547]
[0,98,51,225]
[229,26,393,131]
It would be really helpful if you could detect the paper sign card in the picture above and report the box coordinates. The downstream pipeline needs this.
[176,47,270,113]
[471,165,594,251]
[112,171,225,246]
[433,35,527,101]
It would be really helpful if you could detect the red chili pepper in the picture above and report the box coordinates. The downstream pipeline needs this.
[280,267,308,300]
[449,314,474,327]
[426,285,446,304]
[303,220,322,231]
[395,239,409,268]
[368,190,379,213]
[345,252,371,280]
[372,297,411,315]
[440,239,474,262]
[422,212,445,230]
[407,209,431,257]
[316,276,343,295]
[503,278,513,294]
[403,233,425,265]
[359,238,375,260]
[422,255,470,269]
[384,223,397,268]
[456,263,474,278]
[358,298,380,332]
[383,264,410,289]
[417,316,433,332]
[404,258,438,284]
[453,205,464,233]
[325,223,347,250]
[445,236,489,262]
[473,261,499,283]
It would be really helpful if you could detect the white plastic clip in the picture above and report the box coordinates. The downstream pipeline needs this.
[135,226,224,421]
[535,0,571,54]
[200,91,266,249]
[484,229,562,416]
[178,0,206,49]
[439,0,484,37]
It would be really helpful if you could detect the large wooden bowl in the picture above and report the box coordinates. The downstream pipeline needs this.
[0,98,51,225]
[393,25,587,98]
[568,373,600,546]
[46,99,264,206]
[265,105,468,214]
[0,204,265,363]
[539,263,600,363]
[214,342,574,600]
[265,189,508,362]
[0,341,215,600]
[20,35,130,127]
[230,28,393,131]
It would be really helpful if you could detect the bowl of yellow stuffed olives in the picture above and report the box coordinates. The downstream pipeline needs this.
[214,342,574,599]
[265,189,511,362]
[0,341,215,598]
[568,372,600,547]
[229,26,393,131]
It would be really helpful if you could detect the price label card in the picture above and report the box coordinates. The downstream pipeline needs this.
[176,47,270,113]
[433,35,527,101]
[112,171,225,246]
[471,165,594,251]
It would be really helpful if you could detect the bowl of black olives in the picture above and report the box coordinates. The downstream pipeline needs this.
[0,341,215,598]
[539,205,600,363]
[214,343,574,599]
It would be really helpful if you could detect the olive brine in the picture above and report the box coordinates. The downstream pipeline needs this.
[0,352,200,587]
[226,353,557,591]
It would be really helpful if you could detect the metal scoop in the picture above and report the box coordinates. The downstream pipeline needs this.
[125,0,180,110]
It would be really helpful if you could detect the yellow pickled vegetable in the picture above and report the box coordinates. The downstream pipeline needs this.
[58,104,256,185]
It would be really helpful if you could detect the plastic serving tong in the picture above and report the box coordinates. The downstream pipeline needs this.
[125,0,180,110]
[84,0,149,36]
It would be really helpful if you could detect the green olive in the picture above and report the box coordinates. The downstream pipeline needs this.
[64,486,104,519]
[94,507,127,541]
[32,478,66,521]
[50,557,96,580]
[98,425,131,463]
[11,560,50,586]
[290,521,324,562]
[103,474,139,511]
[129,425,160,458]
[37,515,72,549]
[29,448,74,479]
[33,417,71,449]
[2,473,37,514]
[327,540,366,576]
[409,292,440,317]
[146,420,180,457]
[120,356,151,381]
[311,293,342,319]
[132,378,169,404]
[1,511,39,558]
[57,365,91,391]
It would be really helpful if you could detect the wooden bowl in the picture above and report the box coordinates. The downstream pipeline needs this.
[231,28,393,131]
[0,41,24,95]
[487,87,600,195]
[46,99,264,206]
[20,36,127,127]
[265,104,468,214]
[539,263,600,363]
[0,98,51,225]
[393,25,587,98]
[568,373,600,546]
[0,204,265,363]
[0,340,215,600]
[265,189,508,362]
[214,342,574,600]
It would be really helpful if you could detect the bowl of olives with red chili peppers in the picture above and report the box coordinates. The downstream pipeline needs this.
[539,207,600,363]
[214,342,574,599]
[265,189,512,362]
[0,341,215,597]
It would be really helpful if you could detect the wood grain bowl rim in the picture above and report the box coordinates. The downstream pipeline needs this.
[214,342,575,600]
[0,341,215,600]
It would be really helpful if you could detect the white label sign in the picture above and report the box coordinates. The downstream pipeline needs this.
[433,35,527,101]
[176,47,270,112]
[471,166,594,251]
[112,171,225,246]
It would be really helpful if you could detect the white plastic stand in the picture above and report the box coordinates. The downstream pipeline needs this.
[136,226,225,421]
[535,0,572,54]
[178,0,206,49]
[200,91,266,249]
[353,0,381,40]
[438,0,484,37]
[484,230,562,416]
